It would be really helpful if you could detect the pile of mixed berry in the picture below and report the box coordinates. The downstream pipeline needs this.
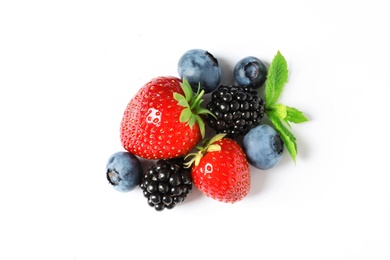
[105,49,308,211]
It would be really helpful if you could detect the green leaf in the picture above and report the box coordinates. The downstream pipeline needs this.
[265,51,288,107]
[263,50,309,164]
[191,89,205,110]
[196,116,206,138]
[208,133,227,145]
[198,107,216,118]
[178,99,190,108]
[176,77,214,139]
[181,78,194,102]
[180,107,192,123]
[183,133,226,168]
[188,114,196,127]
[267,110,297,163]
[269,103,287,120]
[286,106,309,124]
[207,144,221,152]
[173,93,189,107]
[173,92,185,101]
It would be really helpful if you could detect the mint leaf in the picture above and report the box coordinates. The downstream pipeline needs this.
[268,103,287,120]
[264,50,309,163]
[267,110,297,163]
[267,104,309,127]
[265,51,288,107]
[285,106,309,124]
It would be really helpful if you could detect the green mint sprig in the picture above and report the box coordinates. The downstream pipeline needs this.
[265,51,308,163]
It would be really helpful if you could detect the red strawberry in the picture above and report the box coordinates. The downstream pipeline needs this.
[120,76,211,160]
[185,134,250,203]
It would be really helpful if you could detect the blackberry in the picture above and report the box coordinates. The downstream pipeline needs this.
[140,158,192,211]
[206,85,265,138]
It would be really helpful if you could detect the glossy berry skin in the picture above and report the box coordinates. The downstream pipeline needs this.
[206,85,265,138]
[233,56,267,88]
[120,76,202,160]
[106,151,143,192]
[242,124,284,170]
[140,158,192,211]
[191,138,250,203]
[177,49,221,93]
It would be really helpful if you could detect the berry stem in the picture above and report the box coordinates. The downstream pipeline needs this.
[184,133,226,168]
[174,78,215,139]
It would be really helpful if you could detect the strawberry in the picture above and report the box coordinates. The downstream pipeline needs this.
[184,134,250,203]
[120,76,212,160]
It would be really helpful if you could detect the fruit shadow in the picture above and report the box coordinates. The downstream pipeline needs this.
[248,167,268,197]
[217,57,236,86]
[185,185,205,204]
[139,158,157,172]
[290,122,311,160]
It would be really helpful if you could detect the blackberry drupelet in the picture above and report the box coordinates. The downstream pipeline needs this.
[140,158,192,211]
[206,85,265,138]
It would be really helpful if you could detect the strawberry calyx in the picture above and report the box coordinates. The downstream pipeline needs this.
[173,78,215,139]
[184,133,227,168]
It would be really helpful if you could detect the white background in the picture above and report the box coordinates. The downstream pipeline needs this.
[1,1,389,259]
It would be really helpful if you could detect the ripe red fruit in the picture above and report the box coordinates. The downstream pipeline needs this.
[185,134,251,203]
[120,76,211,160]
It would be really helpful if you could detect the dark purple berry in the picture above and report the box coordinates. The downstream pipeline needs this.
[140,158,192,211]
[206,85,265,138]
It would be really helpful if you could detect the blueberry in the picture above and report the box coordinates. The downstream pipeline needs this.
[177,49,221,93]
[233,56,267,88]
[242,124,284,170]
[106,151,143,192]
